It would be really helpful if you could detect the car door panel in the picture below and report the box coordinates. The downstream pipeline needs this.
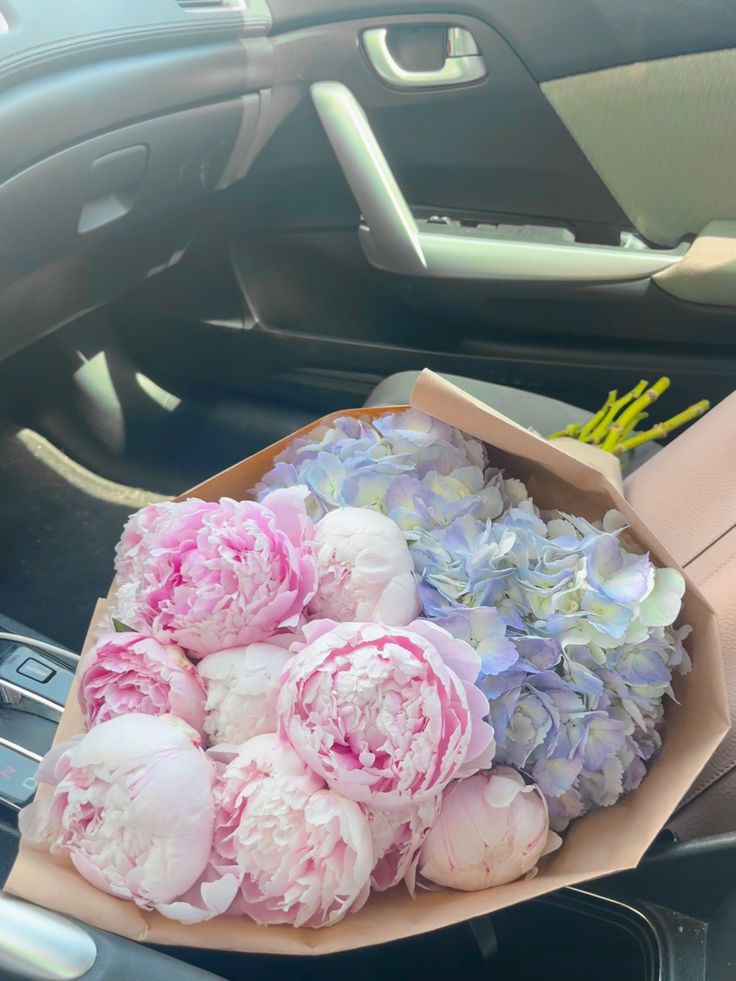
[127,5,729,418]
[268,0,736,80]
[543,49,736,247]
[236,13,627,231]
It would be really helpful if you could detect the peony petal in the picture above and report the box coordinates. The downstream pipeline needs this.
[156,869,241,924]
[209,734,372,928]
[278,620,488,809]
[483,770,524,809]
[26,715,216,912]
[112,495,318,658]
[418,768,551,890]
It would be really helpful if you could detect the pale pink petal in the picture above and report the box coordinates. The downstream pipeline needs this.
[20,715,216,911]
[112,494,318,658]
[209,734,373,928]
[278,620,494,810]
[310,508,420,626]
[418,768,551,891]
[79,632,206,735]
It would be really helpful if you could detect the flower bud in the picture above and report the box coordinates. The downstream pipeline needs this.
[418,767,558,891]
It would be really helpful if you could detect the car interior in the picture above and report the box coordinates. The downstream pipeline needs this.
[1,0,736,978]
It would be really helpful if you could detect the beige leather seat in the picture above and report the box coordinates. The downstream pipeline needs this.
[627,391,736,839]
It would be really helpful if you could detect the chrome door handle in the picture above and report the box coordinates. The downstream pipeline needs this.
[362,27,487,89]
[310,81,688,283]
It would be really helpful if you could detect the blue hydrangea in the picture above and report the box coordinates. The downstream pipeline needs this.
[483,620,691,830]
[254,409,491,521]
[434,607,519,676]
[256,408,692,831]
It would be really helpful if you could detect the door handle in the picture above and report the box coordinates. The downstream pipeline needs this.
[362,27,487,89]
[310,81,688,283]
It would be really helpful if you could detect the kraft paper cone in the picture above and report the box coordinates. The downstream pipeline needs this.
[6,370,729,955]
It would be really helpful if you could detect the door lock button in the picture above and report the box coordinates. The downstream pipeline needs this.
[18,658,55,684]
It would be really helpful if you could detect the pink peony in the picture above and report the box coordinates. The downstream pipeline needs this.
[79,632,206,735]
[19,715,216,911]
[113,488,318,658]
[364,796,441,892]
[210,734,373,928]
[278,619,494,810]
[197,642,291,746]
[310,507,420,625]
[418,767,560,891]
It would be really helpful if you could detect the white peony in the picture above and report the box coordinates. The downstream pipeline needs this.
[309,507,420,625]
[19,715,216,912]
[197,643,291,746]
[212,734,374,928]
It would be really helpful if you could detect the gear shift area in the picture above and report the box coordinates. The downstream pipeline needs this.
[0,638,74,811]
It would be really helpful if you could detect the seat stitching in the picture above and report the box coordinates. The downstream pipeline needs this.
[684,519,736,568]
[696,551,736,587]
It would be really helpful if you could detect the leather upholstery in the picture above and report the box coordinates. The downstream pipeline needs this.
[626,392,736,838]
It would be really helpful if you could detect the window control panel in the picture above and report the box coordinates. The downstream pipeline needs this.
[0,644,72,708]
[0,640,74,811]
[0,706,57,810]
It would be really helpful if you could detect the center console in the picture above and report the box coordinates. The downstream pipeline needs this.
[0,618,74,813]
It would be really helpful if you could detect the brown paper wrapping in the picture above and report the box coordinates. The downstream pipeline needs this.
[6,370,729,955]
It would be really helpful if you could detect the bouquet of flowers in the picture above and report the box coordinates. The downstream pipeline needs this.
[9,372,726,953]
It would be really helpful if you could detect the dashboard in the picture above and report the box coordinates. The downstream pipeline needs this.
[0,0,272,361]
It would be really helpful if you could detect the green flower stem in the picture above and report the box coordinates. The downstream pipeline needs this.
[601,407,649,452]
[547,423,582,440]
[577,390,617,443]
[614,400,710,455]
[611,377,670,444]
[589,379,649,445]
[620,411,647,441]
[601,423,625,452]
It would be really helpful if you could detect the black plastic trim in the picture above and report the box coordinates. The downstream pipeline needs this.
[0,99,244,360]
[0,41,272,186]
[0,0,270,91]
